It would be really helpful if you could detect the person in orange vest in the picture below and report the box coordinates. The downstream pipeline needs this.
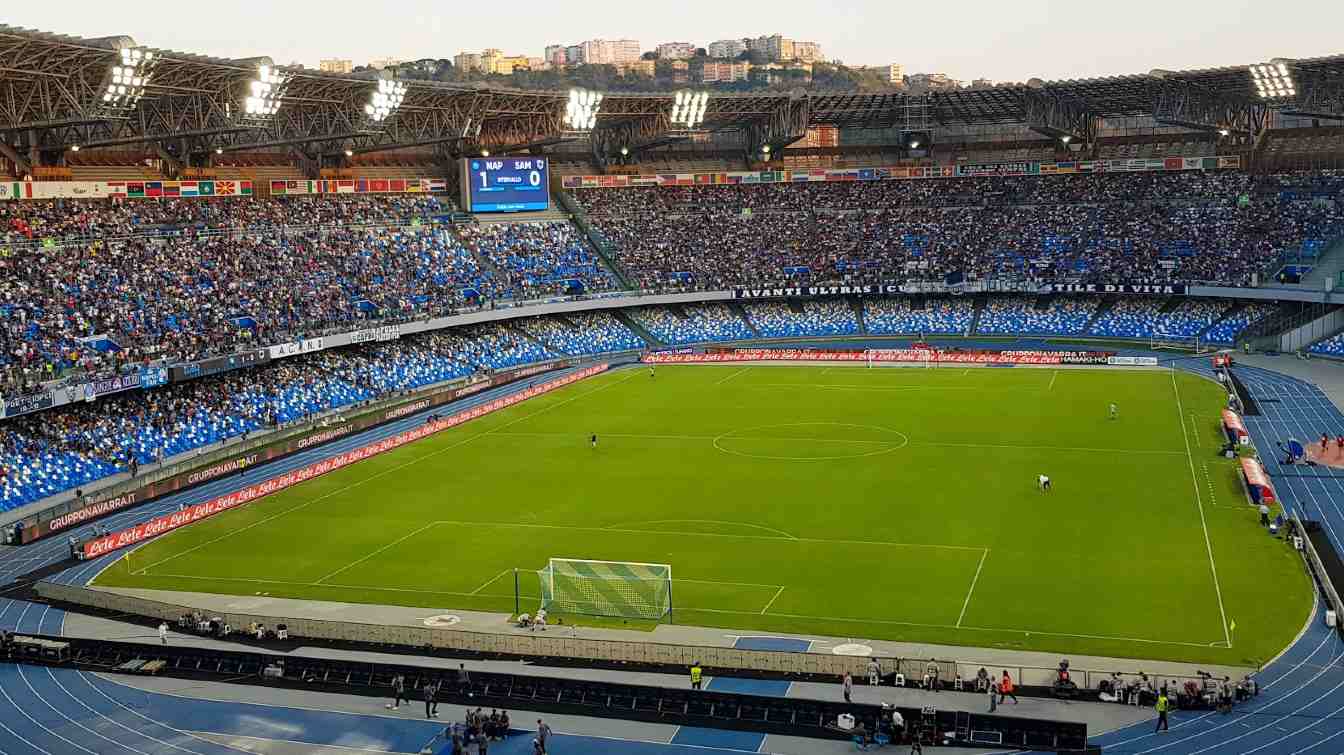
[999,670,1018,704]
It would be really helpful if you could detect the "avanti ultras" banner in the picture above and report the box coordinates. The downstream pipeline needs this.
[81,364,608,559]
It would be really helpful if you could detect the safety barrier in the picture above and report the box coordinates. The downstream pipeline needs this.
[38,581,1220,691]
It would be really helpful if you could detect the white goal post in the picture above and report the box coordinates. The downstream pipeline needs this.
[536,558,674,621]
[1150,333,1208,353]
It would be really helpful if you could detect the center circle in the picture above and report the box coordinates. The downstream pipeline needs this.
[712,422,910,461]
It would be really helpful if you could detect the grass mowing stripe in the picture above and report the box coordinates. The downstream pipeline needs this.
[1173,368,1232,648]
[135,368,637,574]
[97,364,1308,665]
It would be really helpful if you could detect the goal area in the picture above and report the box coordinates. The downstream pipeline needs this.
[532,558,673,621]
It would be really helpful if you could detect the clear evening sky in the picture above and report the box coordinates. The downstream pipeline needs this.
[7,0,1341,82]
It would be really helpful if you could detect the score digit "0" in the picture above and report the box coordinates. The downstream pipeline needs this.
[529,170,541,186]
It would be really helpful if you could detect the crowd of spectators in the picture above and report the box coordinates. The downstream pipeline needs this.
[861,297,974,335]
[629,304,752,345]
[572,171,1344,292]
[743,300,858,338]
[1204,302,1277,346]
[0,195,453,244]
[458,222,616,299]
[1310,332,1344,357]
[0,208,623,398]
[0,322,561,509]
[515,312,642,356]
[975,296,1097,336]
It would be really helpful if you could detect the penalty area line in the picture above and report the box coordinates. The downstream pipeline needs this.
[760,586,786,615]
[956,548,990,627]
[715,366,751,386]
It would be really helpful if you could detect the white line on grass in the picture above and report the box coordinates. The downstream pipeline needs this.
[1190,413,1203,447]
[496,430,1185,457]
[429,519,986,551]
[1048,370,1058,390]
[315,521,440,584]
[608,519,799,540]
[1173,369,1232,648]
[715,366,750,386]
[956,548,990,627]
[136,368,640,574]
[760,586,786,615]
[470,569,513,595]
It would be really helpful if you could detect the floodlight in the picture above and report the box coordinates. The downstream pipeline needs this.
[100,45,158,113]
[1060,135,1071,144]
[564,88,603,131]
[344,149,354,157]
[909,140,920,149]
[670,91,708,129]
[215,147,223,154]
[481,150,490,157]
[761,145,770,153]
[620,146,629,156]
[1250,61,1295,99]
[366,77,408,123]
[1218,128,1230,137]
[70,144,80,152]
[243,63,290,119]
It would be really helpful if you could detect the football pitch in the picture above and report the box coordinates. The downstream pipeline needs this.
[94,363,1311,666]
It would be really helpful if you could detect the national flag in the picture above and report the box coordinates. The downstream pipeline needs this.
[162,183,180,197]
[270,180,287,195]
[198,181,216,196]
[145,182,163,198]
[179,181,199,197]
[337,180,355,194]
[239,180,253,195]
[370,179,389,193]
[215,181,236,196]
[127,182,145,198]
[390,179,406,192]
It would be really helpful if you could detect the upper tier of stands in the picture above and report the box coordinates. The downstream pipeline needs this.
[573,171,1344,291]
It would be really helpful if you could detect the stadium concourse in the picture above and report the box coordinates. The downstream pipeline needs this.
[3,349,1344,754]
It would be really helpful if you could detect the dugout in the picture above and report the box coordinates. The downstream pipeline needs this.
[1221,410,1250,446]
[1240,458,1277,504]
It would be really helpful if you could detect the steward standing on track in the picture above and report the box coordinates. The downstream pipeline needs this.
[690,661,703,690]
[1155,691,1170,733]
[387,673,407,710]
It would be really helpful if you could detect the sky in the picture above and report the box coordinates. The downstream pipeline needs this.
[7,0,1342,83]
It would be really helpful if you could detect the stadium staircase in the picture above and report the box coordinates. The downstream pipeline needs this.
[1081,297,1116,334]
[612,310,663,347]
[850,296,868,334]
[554,190,636,290]
[1298,234,1344,290]
[967,295,986,335]
[1242,301,1343,352]
[729,302,761,337]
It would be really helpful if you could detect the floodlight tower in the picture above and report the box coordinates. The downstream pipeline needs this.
[364,74,408,124]
[235,62,291,125]
[98,45,158,117]
[670,91,709,130]
[1250,61,1296,100]
[564,88,603,132]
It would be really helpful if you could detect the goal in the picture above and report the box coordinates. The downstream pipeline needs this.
[535,558,673,621]
[1150,333,1208,353]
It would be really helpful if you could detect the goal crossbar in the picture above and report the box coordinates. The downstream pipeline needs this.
[534,557,674,621]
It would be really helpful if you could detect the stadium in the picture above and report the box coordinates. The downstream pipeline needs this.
[1,15,1344,755]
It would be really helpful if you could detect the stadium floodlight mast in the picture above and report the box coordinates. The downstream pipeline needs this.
[100,46,157,113]
[245,64,289,118]
[365,76,407,123]
[670,90,709,129]
[564,88,603,131]
[1250,61,1295,100]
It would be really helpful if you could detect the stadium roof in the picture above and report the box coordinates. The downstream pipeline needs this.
[1,24,1341,165]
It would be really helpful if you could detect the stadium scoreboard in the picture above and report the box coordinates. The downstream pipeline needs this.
[459,157,550,213]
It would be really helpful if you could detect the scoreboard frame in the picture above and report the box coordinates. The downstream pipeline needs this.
[459,156,551,213]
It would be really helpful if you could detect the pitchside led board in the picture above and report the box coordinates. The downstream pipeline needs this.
[459,156,551,213]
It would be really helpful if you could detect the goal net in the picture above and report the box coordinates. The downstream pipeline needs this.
[1150,333,1207,353]
[536,558,673,621]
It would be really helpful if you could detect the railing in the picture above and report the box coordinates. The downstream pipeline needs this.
[34,581,1228,692]
[1292,509,1344,635]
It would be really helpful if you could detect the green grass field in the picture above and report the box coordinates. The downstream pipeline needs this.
[94,363,1311,666]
